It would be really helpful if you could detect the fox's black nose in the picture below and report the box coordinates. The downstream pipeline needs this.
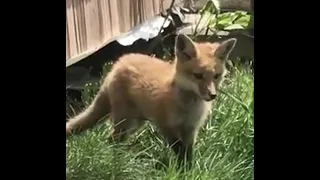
[209,93,217,100]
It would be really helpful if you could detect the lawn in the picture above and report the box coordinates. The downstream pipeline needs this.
[66,63,254,180]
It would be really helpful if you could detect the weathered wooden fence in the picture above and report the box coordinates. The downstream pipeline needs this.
[66,0,180,61]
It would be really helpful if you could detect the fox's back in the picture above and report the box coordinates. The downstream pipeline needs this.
[110,53,174,88]
[116,53,172,78]
[106,54,175,116]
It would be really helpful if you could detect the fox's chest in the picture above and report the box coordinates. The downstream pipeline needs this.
[175,99,212,128]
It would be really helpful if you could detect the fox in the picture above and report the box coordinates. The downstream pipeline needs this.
[66,34,237,168]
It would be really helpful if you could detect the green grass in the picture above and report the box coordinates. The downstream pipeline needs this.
[66,65,254,180]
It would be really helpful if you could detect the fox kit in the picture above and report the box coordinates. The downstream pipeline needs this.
[66,34,236,167]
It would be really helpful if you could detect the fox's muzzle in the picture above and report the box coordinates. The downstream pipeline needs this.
[199,82,217,101]
[208,93,217,100]
[205,89,217,101]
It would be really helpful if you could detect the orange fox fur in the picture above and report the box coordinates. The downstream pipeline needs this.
[66,34,236,166]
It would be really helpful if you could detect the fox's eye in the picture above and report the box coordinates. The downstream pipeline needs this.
[214,73,221,80]
[193,73,203,79]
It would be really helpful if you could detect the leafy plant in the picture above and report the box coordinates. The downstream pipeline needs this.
[193,0,254,36]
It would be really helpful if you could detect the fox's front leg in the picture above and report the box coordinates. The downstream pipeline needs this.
[169,138,193,166]
[164,126,198,169]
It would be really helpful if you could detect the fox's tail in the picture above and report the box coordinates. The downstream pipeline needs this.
[66,86,111,136]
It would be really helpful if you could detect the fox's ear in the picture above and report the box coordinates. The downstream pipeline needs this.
[214,38,237,61]
[175,34,197,61]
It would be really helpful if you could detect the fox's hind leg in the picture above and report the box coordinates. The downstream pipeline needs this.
[111,117,145,142]
[106,79,146,142]
[108,99,145,142]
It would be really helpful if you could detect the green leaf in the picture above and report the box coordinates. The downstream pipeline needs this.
[218,12,231,20]
[196,0,221,33]
[247,15,254,29]
[200,0,220,16]
[208,16,218,28]
[234,15,251,27]
[217,17,233,27]
[224,24,245,30]
[214,23,227,30]
[218,12,238,23]
[234,10,248,16]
